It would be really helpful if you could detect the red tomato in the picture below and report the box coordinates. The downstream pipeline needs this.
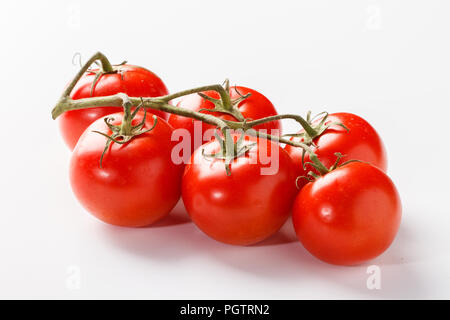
[70,112,183,227]
[292,162,401,265]
[168,86,281,156]
[284,112,387,189]
[60,65,169,150]
[182,134,297,245]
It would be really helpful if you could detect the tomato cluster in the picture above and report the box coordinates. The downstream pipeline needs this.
[56,57,401,266]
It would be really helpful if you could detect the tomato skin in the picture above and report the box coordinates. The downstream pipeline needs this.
[182,135,297,245]
[59,65,169,150]
[284,112,387,188]
[168,86,282,153]
[292,162,401,265]
[70,112,183,227]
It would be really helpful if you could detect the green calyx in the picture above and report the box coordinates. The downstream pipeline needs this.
[197,83,254,176]
[202,130,256,176]
[284,111,350,178]
[284,111,349,146]
[93,99,158,168]
[198,79,250,122]
[296,152,361,187]
[87,60,128,96]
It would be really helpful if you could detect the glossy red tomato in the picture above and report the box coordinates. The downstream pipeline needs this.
[70,112,183,227]
[292,162,401,265]
[60,65,168,150]
[168,86,281,157]
[182,134,297,245]
[284,112,387,189]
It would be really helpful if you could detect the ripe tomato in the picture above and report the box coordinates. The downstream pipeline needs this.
[284,112,387,189]
[292,162,401,265]
[182,134,297,245]
[60,65,168,150]
[70,112,183,227]
[168,86,281,155]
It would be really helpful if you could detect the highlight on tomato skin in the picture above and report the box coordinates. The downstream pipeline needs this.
[69,111,183,228]
[181,134,298,246]
[59,65,169,150]
[292,161,402,266]
[285,112,387,190]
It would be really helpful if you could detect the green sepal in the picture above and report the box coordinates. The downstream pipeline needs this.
[197,80,251,121]
[202,131,256,176]
[86,61,128,96]
[283,111,349,145]
[93,104,158,168]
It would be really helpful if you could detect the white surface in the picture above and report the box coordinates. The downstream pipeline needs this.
[1,0,450,299]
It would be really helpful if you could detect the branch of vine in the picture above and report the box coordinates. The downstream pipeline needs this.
[51,51,328,166]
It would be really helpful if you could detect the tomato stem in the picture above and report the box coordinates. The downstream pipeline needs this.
[59,52,113,99]
[246,129,329,175]
[238,114,318,137]
[117,94,133,135]
[51,52,340,170]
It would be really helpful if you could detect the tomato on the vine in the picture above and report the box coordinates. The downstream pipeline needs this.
[59,65,168,149]
[182,134,297,245]
[168,86,281,156]
[70,111,183,227]
[284,112,387,189]
[292,162,401,265]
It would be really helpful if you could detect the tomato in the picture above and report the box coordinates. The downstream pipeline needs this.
[59,65,169,150]
[168,86,281,156]
[70,111,183,227]
[284,112,387,189]
[182,134,297,245]
[292,162,401,265]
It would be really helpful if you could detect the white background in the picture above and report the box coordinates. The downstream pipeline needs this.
[1,0,449,299]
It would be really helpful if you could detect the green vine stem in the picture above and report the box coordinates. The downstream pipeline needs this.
[59,52,113,100]
[231,114,318,137]
[246,129,329,175]
[52,51,233,131]
[52,91,230,130]
[51,51,341,174]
